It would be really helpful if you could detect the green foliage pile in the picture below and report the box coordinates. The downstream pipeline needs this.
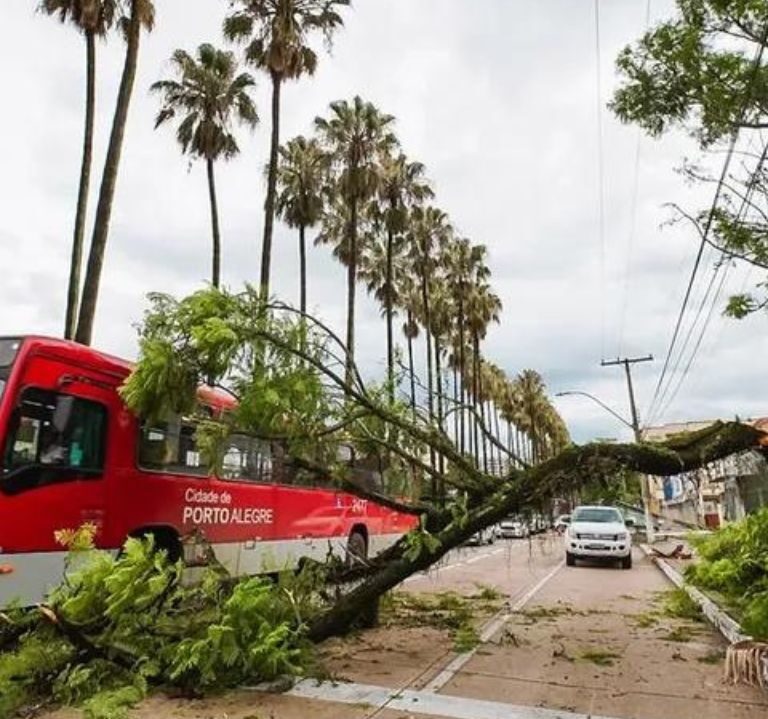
[686,508,768,640]
[0,532,316,719]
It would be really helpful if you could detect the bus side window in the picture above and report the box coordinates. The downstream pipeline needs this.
[2,387,107,478]
[138,419,206,476]
[220,434,273,483]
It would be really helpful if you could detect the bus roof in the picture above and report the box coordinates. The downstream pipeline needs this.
[5,335,236,411]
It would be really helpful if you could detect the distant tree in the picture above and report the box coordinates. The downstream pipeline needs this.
[39,0,119,340]
[315,96,397,383]
[374,154,432,397]
[151,44,258,288]
[75,0,155,345]
[223,0,349,300]
[276,136,328,313]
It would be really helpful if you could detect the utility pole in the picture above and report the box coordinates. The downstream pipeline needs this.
[601,355,655,543]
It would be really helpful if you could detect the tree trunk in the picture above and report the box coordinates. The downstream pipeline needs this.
[206,158,221,288]
[420,265,435,480]
[65,31,96,341]
[471,338,480,468]
[452,366,459,448]
[260,71,282,300]
[434,335,445,483]
[479,393,488,474]
[299,224,307,315]
[345,197,358,387]
[385,222,395,403]
[406,312,416,416]
[75,2,142,346]
[493,405,502,474]
[457,290,466,456]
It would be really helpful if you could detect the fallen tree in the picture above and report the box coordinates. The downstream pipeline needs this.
[5,288,760,718]
[120,288,766,640]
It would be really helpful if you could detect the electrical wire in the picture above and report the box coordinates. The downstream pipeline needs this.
[652,139,768,420]
[644,24,768,425]
[594,0,607,362]
[616,0,652,359]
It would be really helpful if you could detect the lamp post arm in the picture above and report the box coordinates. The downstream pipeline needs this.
[555,391,636,433]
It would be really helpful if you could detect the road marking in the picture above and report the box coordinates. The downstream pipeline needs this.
[424,559,565,692]
[403,547,506,581]
[287,678,627,719]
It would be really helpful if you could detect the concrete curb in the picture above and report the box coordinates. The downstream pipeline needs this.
[639,543,751,644]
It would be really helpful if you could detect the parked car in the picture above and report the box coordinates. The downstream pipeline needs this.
[498,518,530,539]
[565,505,633,569]
[466,525,497,545]
[554,514,571,533]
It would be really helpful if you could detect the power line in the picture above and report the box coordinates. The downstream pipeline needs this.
[594,0,607,361]
[645,25,768,425]
[616,0,652,359]
[652,138,768,421]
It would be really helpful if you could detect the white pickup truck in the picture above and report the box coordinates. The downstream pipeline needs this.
[564,505,633,569]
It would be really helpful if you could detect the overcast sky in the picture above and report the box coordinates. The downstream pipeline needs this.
[1,0,763,443]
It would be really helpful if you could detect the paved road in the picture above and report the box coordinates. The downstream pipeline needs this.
[48,535,767,719]
[314,534,768,719]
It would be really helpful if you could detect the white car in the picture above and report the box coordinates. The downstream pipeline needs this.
[565,505,633,569]
[466,525,497,545]
[498,518,529,539]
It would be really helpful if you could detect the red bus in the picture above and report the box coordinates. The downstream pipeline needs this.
[0,336,415,605]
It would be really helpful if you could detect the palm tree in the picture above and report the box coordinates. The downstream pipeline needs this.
[408,206,451,424]
[75,0,155,345]
[151,45,258,288]
[223,0,349,301]
[315,96,397,384]
[40,0,118,340]
[444,237,489,455]
[516,369,547,464]
[276,136,328,314]
[399,278,421,415]
[464,283,501,469]
[374,154,431,396]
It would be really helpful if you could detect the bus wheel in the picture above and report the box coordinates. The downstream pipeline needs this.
[128,527,182,564]
[346,531,379,630]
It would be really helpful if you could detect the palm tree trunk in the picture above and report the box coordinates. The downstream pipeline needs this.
[420,269,435,480]
[452,365,459,447]
[385,224,395,402]
[434,335,445,482]
[299,224,307,315]
[471,339,480,468]
[493,406,502,474]
[406,312,416,416]
[65,30,96,340]
[345,197,358,387]
[206,158,221,288]
[420,276,434,422]
[260,71,282,300]
[479,394,488,474]
[457,291,466,456]
[75,1,142,346]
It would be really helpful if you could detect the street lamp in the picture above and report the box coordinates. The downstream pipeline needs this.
[556,390,655,543]
[555,391,635,432]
